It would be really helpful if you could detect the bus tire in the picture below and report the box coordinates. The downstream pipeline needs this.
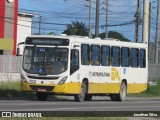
[85,94,92,101]
[74,83,86,102]
[110,94,116,101]
[115,82,127,102]
[36,92,48,101]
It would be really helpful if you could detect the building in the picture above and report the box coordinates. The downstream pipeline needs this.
[0,0,18,55]
[0,0,35,55]
[17,12,35,54]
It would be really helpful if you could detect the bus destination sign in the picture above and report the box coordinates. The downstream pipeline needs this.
[25,38,69,46]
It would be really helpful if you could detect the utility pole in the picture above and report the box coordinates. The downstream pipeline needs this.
[95,0,100,38]
[155,0,160,63]
[148,2,151,44]
[134,0,140,43]
[105,0,109,38]
[39,16,41,35]
[148,2,151,60]
[88,0,92,38]
[142,0,149,44]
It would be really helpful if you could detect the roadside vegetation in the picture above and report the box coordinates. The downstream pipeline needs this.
[62,20,131,42]
[0,81,35,99]
[0,81,160,99]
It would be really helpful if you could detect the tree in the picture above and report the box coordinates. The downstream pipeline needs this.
[99,31,130,42]
[62,20,88,36]
[48,32,55,35]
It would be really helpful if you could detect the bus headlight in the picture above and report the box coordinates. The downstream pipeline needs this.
[58,76,68,85]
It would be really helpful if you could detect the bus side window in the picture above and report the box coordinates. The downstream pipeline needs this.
[139,49,146,68]
[101,46,110,66]
[81,44,90,65]
[91,45,100,66]
[121,47,130,67]
[131,48,139,67]
[70,49,79,75]
[111,46,120,67]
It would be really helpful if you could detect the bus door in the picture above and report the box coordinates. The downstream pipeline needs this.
[70,43,80,82]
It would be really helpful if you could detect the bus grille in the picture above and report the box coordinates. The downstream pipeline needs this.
[27,76,59,80]
[30,85,55,91]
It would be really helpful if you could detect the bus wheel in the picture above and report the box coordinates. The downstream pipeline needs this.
[36,92,48,101]
[85,94,92,101]
[110,94,116,101]
[74,83,86,102]
[115,82,127,102]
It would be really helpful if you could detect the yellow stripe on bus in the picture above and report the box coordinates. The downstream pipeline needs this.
[21,81,147,94]
[127,83,147,93]
[88,83,147,94]
[21,81,81,94]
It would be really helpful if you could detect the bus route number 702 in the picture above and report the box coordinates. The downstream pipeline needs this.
[29,80,36,84]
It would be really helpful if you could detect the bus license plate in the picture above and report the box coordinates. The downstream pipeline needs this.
[37,88,46,92]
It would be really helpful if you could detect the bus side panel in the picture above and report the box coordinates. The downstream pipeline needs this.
[80,66,100,93]
[127,83,147,93]
[96,67,121,94]
[88,67,121,94]
[92,83,120,94]
[53,82,81,94]
[121,67,148,93]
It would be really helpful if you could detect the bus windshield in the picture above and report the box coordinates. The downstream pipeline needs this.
[22,46,68,75]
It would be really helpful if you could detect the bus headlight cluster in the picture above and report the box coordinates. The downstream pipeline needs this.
[58,76,68,85]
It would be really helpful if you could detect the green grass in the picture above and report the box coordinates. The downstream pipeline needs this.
[0,81,35,99]
[1,81,160,99]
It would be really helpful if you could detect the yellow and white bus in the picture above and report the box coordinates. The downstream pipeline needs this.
[18,35,148,102]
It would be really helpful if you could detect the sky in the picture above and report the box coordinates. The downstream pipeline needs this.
[18,0,157,42]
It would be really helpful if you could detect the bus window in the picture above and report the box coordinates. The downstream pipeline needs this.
[101,46,110,66]
[70,49,79,75]
[111,46,120,67]
[131,48,139,67]
[139,49,146,68]
[121,47,130,67]
[23,47,33,70]
[23,46,68,75]
[81,44,90,65]
[91,45,100,66]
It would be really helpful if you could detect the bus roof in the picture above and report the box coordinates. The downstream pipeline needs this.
[26,35,148,48]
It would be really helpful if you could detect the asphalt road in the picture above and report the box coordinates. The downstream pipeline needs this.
[0,96,160,112]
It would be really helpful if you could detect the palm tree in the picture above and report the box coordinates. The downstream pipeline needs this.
[63,20,88,36]
[99,31,130,42]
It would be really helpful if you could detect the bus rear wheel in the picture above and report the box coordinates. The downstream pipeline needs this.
[85,94,92,101]
[115,82,127,102]
[110,94,116,101]
[36,92,48,101]
[74,83,86,102]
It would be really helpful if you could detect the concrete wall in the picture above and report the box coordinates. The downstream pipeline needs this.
[0,73,20,82]
[148,63,160,79]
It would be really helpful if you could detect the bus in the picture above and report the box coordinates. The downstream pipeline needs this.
[17,35,148,102]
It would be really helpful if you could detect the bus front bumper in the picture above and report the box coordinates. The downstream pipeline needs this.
[21,81,81,94]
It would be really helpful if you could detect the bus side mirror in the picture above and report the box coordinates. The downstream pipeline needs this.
[16,48,20,56]
[17,42,24,56]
